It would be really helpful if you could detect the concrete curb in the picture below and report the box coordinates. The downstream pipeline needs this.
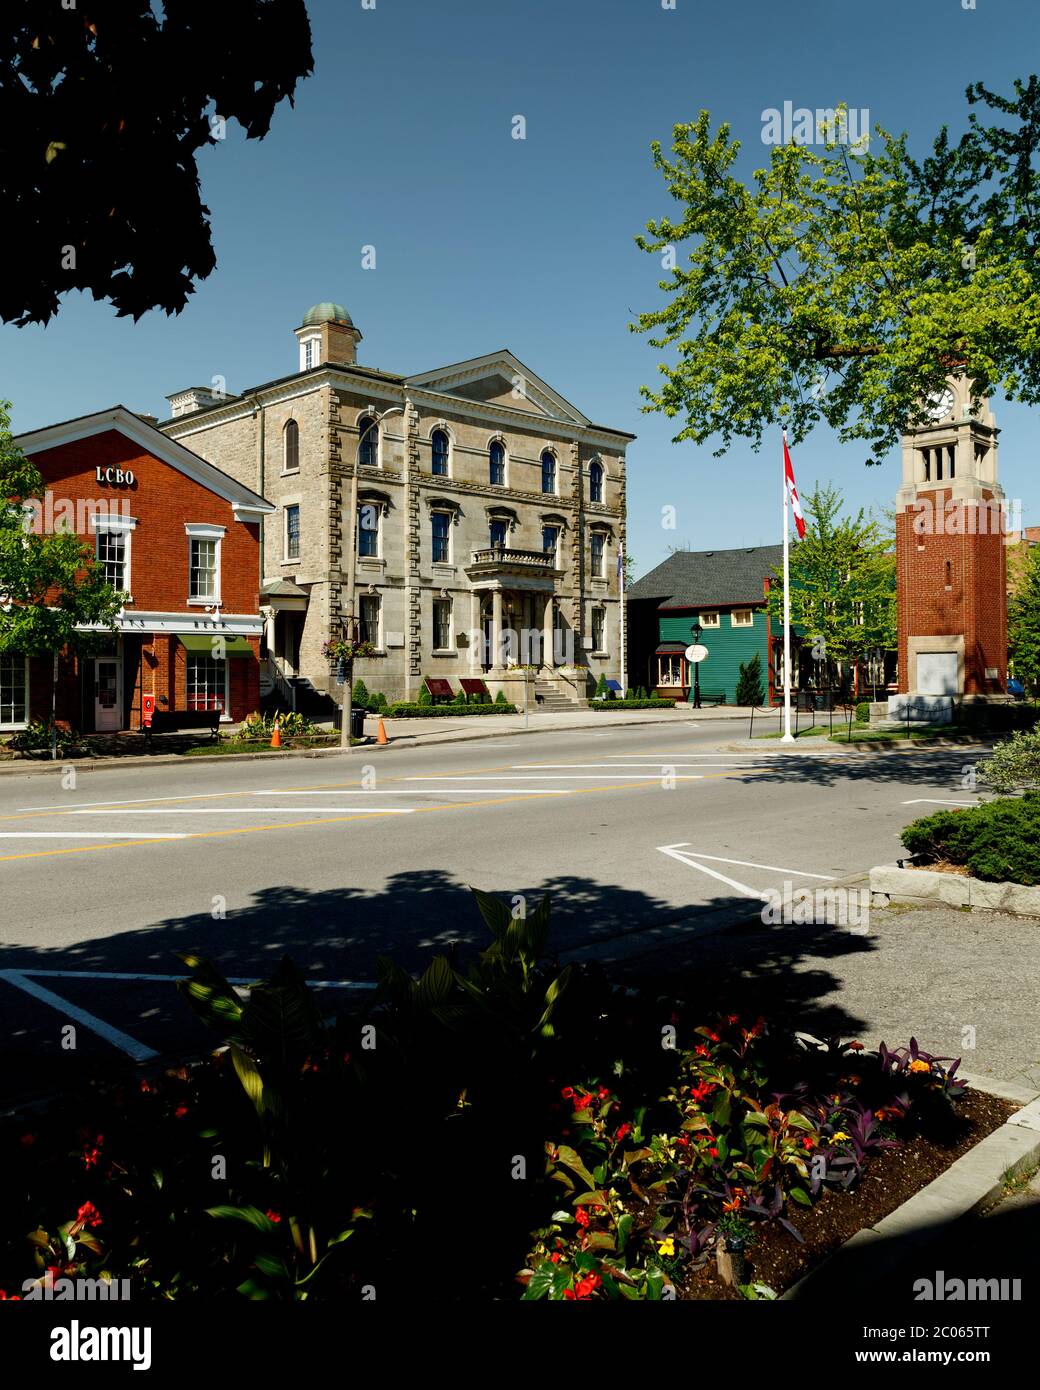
[781,1083,1040,1300]
[870,863,1040,917]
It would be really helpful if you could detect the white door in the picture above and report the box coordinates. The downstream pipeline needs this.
[94,658,122,731]
[917,651,958,695]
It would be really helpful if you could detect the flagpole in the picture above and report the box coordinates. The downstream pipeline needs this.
[781,431,794,742]
[618,539,627,696]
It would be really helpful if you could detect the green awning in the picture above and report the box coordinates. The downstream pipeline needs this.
[179,634,254,658]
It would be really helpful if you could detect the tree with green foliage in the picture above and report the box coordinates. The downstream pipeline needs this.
[1009,543,1040,694]
[767,484,896,686]
[0,401,124,753]
[735,653,765,706]
[594,672,610,700]
[351,677,370,711]
[494,689,508,705]
[0,1,313,324]
[633,79,1040,459]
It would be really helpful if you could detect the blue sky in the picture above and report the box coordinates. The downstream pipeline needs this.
[2,0,1038,577]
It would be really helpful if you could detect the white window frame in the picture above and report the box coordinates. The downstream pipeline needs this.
[357,502,381,559]
[700,611,720,628]
[730,608,754,627]
[657,653,686,687]
[432,596,453,653]
[299,333,321,371]
[0,652,30,731]
[185,523,224,604]
[284,504,301,562]
[90,512,136,600]
[185,653,229,715]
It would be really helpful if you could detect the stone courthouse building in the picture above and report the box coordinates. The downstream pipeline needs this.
[160,303,633,709]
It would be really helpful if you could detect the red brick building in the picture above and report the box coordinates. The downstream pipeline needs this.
[7,407,273,734]
[894,380,1008,699]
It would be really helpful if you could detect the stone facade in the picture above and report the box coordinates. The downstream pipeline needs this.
[160,308,634,709]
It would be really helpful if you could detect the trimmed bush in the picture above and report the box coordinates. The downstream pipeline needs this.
[735,653,765,707]
[372,691,389,711]
[900,794,1040,884]
[454,689,467,704]
[383,702,517,718]
[417,687,432,706]
[982,728,1040,793]
[351,678,370,711]
[589,698,674,710]
[494,689,508,705]
[855,700,871,723]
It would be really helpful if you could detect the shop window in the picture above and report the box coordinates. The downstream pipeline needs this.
[0,653,28,728]
[658,654,685,687]
[186,655,226,712]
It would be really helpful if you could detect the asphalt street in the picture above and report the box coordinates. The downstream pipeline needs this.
[0,719,1013,1102]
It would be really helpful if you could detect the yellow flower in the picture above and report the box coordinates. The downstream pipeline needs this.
[831,1131,850,1143]
[656,1237,675,1257]
[909,1059,931,1074]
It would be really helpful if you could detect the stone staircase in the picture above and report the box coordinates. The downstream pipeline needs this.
[533,678,582,712]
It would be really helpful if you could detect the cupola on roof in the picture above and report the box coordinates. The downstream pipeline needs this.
[301,302,353,328]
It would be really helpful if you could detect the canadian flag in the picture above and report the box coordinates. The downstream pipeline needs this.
[783,433,806,539]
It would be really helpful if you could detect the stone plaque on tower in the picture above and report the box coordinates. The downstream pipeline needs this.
[891,377,1008,718]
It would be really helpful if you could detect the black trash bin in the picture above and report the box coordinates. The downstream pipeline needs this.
[350,706,366,739]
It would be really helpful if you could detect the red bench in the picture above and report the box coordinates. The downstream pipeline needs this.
[459,678,490,702]
[423,677,455,704]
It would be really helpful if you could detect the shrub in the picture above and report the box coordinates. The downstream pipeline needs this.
[901,795,1040,884]
[594,673,612,700]
[9,719,74,754]
[589,698,673,710]
[855,700,871,723]
[351,678,370,711]
[735,653,764,706]
[417,687,432,706]
[980,728,1040,793]
[276,710,314,738]
[371,691,388,711]
[454,689,467,704]
[239,710,272,739]
[494,689,508,705]
[383,702,517,717]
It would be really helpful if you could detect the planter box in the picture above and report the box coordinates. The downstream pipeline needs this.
[870,863,1040,916]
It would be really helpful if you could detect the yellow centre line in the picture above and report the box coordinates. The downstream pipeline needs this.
[0,771,749,863]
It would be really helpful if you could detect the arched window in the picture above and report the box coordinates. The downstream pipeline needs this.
[589,460,603,503]
[357,416,378,468]
[283,419,299,472]
[541,450,556,495]
[489,440,505,486]
[431,429,449,476]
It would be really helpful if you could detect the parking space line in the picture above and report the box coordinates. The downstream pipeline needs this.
[667,850,833,879]
[69,807,415,816]
[902,799,978,806]
[18,969,376,990]
[0,831,190,839]
[0,969,159,1062]
[657,845,766,899]
[250,788,572,796]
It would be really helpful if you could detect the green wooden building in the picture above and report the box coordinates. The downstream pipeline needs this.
[627,546,784,704]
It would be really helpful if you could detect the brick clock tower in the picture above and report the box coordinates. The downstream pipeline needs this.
[894,378,1007,700]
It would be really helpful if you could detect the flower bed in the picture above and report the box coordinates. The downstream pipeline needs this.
[0,894,1005,1303]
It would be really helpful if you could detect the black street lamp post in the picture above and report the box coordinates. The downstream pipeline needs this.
[690,621,702,709]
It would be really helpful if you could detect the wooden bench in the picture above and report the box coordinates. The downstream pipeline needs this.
[145,709,221,743]
[459,678,490,702]
[423,677,455,705]
[690,690,727,706]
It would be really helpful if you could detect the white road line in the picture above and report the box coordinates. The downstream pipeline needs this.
[511,762,744,769]
[663,850,834,879]
[402,774,705,782]
[18,969,376,990]
[0,831,190,839]
[249,788,572,796]
[17,792,256,812]
[0,969,158,1061]
[68,807,415,816]
[657,845,767,900]
[902,799,978,806]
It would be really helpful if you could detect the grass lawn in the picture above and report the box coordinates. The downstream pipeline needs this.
[182,736,362,756]
[827,724,968,745]
[756,724,837,740]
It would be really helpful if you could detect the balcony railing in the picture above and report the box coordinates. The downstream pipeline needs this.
[469,546,555,569]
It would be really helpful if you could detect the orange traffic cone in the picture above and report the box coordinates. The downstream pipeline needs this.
[269,719,282,749]
[376,717,388,745]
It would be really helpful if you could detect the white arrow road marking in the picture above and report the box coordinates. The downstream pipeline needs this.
[902,799,978,806]
[0,970,159,1061]
[668,851,834,880]
[657,845,768,899]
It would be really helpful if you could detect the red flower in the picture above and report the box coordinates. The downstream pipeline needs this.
[76,1201,102,1229]
[848,1040,865,1052]
[19,1133,36,1148]
[265,1209,281,1224]
[708,1146,719,1158]
[173,1103,188,1119]
[723,1013,740,1026]
[572,1272,602,1299]
[574,1094,594,1112]
[574,1207,590,1228]
[615,1122,632,1142]
[675,1135,690,1148]
[597,1086,610,1099]
[694,1044,710,1058]
[0,1290,21,1300]
[139,1079,153,1094]
[549,1252,562,1264]
[705,1030,720,1043]
[560,1087,575,1100]
[802,1137,815,1151]
[689,1080,715,1102]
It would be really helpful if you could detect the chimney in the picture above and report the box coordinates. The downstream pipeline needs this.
[296,302,362,370]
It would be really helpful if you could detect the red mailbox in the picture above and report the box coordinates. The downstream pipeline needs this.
[142,694,155,727]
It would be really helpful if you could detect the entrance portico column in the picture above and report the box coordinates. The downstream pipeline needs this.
[470,590,482,672]
[542,594,555,669]
[491,589,504,669]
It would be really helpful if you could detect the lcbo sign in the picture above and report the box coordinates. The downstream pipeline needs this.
[95,465,136,486]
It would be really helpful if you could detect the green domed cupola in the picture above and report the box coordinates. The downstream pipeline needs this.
[301,302,353,328]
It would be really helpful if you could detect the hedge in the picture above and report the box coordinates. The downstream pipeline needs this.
[900,794,1040,884]
[383,702,518,718]
[589,698,676,710]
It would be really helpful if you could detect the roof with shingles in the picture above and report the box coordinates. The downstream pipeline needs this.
[629,545,782,609]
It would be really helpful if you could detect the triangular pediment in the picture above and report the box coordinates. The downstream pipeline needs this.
[406,351,589,425]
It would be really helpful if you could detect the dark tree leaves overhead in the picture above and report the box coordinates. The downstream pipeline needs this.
[0,0,313,324]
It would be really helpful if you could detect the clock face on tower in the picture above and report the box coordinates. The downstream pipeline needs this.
[925,386,955,422]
